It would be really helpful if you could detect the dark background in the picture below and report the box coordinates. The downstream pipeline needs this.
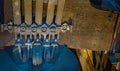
[0,0,4,24]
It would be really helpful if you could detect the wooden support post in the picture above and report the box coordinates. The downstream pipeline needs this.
[24,0,32,25]
[114,14,120,39]
[44,0,57,4]
[35,0,43,25]
[55,0,65,25]
[12,0,21,24]
[46,0,56,25]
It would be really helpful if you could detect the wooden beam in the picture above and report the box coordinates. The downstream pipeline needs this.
[114,15,120,39]
[12,0,21,24]
[4,0,13,24]
[24,0,32,25]
[35,0,43,25]
[44,0,57,4]
[46,0,56,25]
[55,0,65,25]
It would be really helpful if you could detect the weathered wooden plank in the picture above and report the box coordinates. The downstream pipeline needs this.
[12,0,21,24]
[76,49,95,71]
[44,0,57,4]
[55,0,65,25]
[46,0,56,25]
[4,0,13,24]
[35,0,43,25]
[24,0,32,25]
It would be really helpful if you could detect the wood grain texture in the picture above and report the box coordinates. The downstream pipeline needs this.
[4,0,13,24]
[59,0,117,51]
[12,0,21,24]
[43,0,57,4]
[35,0,43,25]
[46,0,56,25]
[24,0,32,25]
[55,0,65,25]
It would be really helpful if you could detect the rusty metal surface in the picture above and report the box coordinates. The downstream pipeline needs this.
[2,0,117,51]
